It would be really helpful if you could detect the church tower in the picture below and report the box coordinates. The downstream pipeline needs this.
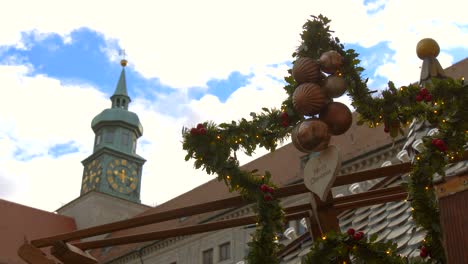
[80,58,145,203]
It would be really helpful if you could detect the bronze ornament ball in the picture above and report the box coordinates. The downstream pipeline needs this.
[319,50,343,74]
[291,119,330,153]
[319,102,352,135]
[292,57,322,84]
[416,38,440,59]
[323,75,347,98]
[292,83,329,116]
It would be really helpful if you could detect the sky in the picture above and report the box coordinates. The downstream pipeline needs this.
[0,0,467,212]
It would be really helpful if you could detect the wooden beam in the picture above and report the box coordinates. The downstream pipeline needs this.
[334,192,407,213]
[51,241,97,264]
[332,186,405,205]
[277,232,310,258]
[17,241,56,264]
[32,183,309,248]
[333,163,411,187]
[73,212,309,250]
[33,154,465,248]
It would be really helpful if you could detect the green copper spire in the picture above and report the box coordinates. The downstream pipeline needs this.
[111,60,131,110]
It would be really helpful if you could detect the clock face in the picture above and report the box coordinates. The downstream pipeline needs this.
[106,158,139,194]
[82,159,103,194]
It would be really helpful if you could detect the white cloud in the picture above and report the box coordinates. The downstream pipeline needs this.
[0,0,467,212]
[0,62,293,210]
[2,0,465,89]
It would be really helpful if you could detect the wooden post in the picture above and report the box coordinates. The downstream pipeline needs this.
[50,241,97,264]
[17,241,56,264]
[315,192,340,234]
[435,174,468,264]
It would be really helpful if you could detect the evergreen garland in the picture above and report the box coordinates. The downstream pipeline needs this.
[182,14,467,263]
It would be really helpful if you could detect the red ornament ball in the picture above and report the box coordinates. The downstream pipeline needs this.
[424,94,433,102]
[190,128,198,135]
[319,102,353,135]
[281,120,289,127]
[416,95,423,102]
[280,112,289,120]
[347,228,355,236]
[263,194,273,201]
[353,231,364,240]
[196,123,204,129]
[260,184,269,193]
[198,128,207,135]
[420,88,429,96]
[420,246,428,258]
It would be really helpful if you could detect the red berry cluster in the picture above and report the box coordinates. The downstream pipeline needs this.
[416,88,432,102]
[190,123,207,136]
[419,246,429,258]
[280,112,289,127]
[431,138,447,152]
[347,228,364,240]
[260,184,274,201]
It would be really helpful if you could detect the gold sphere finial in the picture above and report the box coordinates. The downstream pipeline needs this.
[416,38,440,60]
[120,59,128,67]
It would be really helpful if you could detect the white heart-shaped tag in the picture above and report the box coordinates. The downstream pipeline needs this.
[303,145,341,201]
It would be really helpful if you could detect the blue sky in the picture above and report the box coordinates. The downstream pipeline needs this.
[0,0,466,212]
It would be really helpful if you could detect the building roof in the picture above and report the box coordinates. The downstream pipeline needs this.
[0,199,77,264]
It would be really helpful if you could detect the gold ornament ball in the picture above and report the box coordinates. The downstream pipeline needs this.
[319,102,352,135]
[416,38,440,59]
[323,75,347,98]
[120,59,128,67]
[292,119,330,153]
[319,50,343,74]
[292,57,322,84]
[292,83,329,116]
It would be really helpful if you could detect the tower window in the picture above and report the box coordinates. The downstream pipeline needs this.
[96,132,102,145]
[122,99,126,108]
[116,98,120,107]
[105,129,115,143]
[122,131,130,145]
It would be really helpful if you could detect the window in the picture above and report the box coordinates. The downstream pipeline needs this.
[202,248,213,264]
[122,131,130,145]
[96,132,102,145]
[219,242,230,261]
[104,129,115,143]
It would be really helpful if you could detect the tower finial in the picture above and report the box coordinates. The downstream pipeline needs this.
[119,49,128,67]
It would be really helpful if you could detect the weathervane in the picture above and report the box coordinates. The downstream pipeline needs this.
[119,49,128,67]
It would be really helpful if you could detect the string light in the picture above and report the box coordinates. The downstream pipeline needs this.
[386,250,391,255]
[256,135,260,139]
[416,156,421,160]
[425,186,429,190]
[226,175,231,180]
[216,135,221,140]
[433,110,438,114]
[442,119,446,123]
[322,236,327,240]
[239,138,242,142]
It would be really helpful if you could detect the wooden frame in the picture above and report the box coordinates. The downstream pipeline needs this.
[23,154,466,263]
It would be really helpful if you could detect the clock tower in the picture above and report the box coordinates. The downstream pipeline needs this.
[80,58,145,203]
